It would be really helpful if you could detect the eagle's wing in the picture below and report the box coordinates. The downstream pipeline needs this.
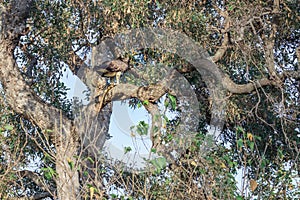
[95,60,128,77]
[94,60,129,85]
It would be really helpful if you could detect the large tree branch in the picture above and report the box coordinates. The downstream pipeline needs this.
[0,0,72,132]
[0,42,72,132]
[0,2,80,199]
[95,64,284,98]
[98,83,166,143]
[0,32,80,200]
[98,78,173,109]
[106,84,168,103]
[263,25,278,80]
[211,32,229,63]
[210,10,230,63]
[222,76,278,94]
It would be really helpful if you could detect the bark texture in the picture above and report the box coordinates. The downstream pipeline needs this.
[0,0,297,199]
[0,1,81,199]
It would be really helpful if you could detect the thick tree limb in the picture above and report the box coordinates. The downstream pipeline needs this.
[0,1,80,199]
[0,36,80,200]
[264,37,278,79]
[211,32,229,63]
[0,0,72,133]
[222,76,277,94]
[99,83,170,108]
[0,41,71,132]
[210,10,230,63]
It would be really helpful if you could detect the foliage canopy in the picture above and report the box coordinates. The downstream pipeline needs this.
[0,0,299,199]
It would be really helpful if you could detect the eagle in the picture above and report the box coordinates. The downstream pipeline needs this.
[94,59,129,84]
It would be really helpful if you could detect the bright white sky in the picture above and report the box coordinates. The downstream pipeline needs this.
[61,67,158,170]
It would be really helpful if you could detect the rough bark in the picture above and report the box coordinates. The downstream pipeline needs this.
[0,25,80,200]
[1,0,298,198]
[0,1,80,199]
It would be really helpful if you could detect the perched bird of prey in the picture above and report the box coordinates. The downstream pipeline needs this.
[94,59,129,84]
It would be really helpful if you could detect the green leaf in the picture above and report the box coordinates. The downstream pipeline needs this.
[83,171,89,177]
[249,141,254,151]
[277,149,283,159]
[42,167,56,180]
[166,133,173,142]
[150,157,167,171]
[124,146,132,154]
[68,160,74,170]
[260,157,268,168]
[137,101,142,108]
[237,139,244,149]
[228,161,234,168]
[163,115,169,123]
[153,126,159,133]
[151,148,157,153]
[87,156,95,164]
[255,135,262,141]
[43,153,53,162]
[142,100,149,105]
[9,173,17,180]
[229,5,234,11]
[236,195,244,200]
[136,121,149,136]
[236,126,244,134]
[4,125,13,131]
[164,99,169,108]
[168,94,177,110]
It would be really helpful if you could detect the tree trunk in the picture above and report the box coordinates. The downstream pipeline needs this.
[0,2,81,199]
[55,123,80,200]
